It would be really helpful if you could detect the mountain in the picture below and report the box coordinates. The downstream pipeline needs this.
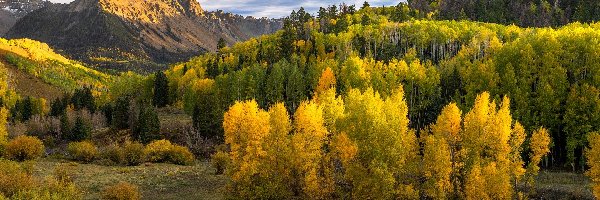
[5,0,282,72]
[0,0,48,35]
[0,10,16,35]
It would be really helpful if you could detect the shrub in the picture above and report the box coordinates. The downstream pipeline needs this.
[168,146,195,166]
[0,139,6,157]
[11,176,81,200]
[123,141,146,166]
[101,144,125,165]
[211,151,229,175]
[0,160,78,199]
[67,141,98,163]
[4,135,45,161]
[0,159,35,197]
[101,182,141,200]
[144,140,195,165]
[144,140,173,163]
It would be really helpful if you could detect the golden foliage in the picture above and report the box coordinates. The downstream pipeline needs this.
[223,100,270,191]
[144,139,173,163]
[123,141,146,166]
[0,160,81,199]
[211,151,230,175]
[315,67,337,94]
[101,182,141,200]
[144,140,195,165]
[67,141,99,163]
[291,101,333,198]
[314,88,344,132]
[526,127,551,184]
[509,122,527,183]
[422,133,452,199]
[432,103,462,145]
[4,135,45,161]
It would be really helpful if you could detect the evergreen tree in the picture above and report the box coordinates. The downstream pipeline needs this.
[362,1,371,9]
[101,104,114,126]
[217,38,227,50]
[21,96,33,121]
[113,96,130,130]
[60,112,71,139]
[49,98,65,117]
[265,60,286,106]
[153,71,170,108]
[69,115,90,141]
[72,87,95,113]
[135,106,161,144]
[192,94,220,139]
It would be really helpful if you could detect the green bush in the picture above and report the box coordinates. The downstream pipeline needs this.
[101,182,141,200]
[4,136,45,161]
[211,151,229,175]
[67,141,98,163]
[123,141,146,166]
[144,140,195,165]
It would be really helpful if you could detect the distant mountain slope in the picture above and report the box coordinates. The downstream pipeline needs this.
[0,0,48,35]
[0,38,111,99]
[6,0,282,72]
[0,10,16,35]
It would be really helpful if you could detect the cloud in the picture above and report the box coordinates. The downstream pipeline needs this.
[48,0,401,18]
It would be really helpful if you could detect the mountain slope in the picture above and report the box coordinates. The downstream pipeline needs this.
[0,38,111,99]
[0,10,16,35]
[0,0,48,35]
[5,0,282,72]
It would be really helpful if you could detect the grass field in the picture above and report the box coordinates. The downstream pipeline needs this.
[30,157,593,200]
[33,159,226,200]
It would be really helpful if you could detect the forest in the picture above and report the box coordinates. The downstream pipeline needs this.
[0,1,599,199]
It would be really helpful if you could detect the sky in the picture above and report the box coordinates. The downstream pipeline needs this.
[48,0,402,18]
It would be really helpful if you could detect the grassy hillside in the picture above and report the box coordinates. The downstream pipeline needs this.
[0,38,112,99]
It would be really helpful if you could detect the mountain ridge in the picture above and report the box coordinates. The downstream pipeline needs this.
[6,0,282,72]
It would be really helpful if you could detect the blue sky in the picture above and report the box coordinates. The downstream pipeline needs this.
[49,0,402,18]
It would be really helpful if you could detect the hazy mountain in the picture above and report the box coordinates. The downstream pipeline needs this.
[5,0,282,71]
[0,0,49,35]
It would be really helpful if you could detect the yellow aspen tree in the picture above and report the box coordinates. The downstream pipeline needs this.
[331,132,357,167]
[484,97,513,199]
[342,87,418,199]
[315,67,336,95]
[432,103,462,145]
[586,132,600,199]
[258,103,294,198]
[430,103,462,198]
[461,92,492,200]
[222,100,271,197]
[462,92,491,160]
[526,127,551,185]
[422,133,452,199]
[291,101,333,199]
[509,122,527,186]
[464,164,488,200]
[462,93,517,199]
[314,88,344,133]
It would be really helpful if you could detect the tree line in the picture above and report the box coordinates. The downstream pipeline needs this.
[164,10,600,171]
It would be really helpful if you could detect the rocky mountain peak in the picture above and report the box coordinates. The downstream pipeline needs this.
[98,0,203,23]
